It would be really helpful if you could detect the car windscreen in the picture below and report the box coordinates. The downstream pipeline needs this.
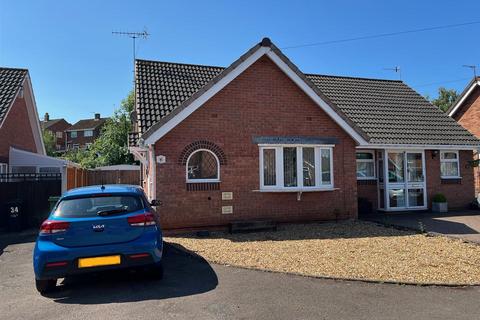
[54,195,144,218]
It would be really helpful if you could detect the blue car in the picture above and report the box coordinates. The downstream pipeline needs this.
[33,184,163,294]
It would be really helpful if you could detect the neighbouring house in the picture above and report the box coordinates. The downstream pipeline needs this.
[40,112,71,152]
[129,38,480,230]
[447,76,480,194]
[66,113,107,150]
[0,67,45,173]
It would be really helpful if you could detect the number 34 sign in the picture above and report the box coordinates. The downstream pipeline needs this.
[9,206,19,218]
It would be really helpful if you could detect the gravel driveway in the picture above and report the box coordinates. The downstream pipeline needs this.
[166,221,480,285]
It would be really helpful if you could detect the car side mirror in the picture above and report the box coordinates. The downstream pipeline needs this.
[150,199,162,206]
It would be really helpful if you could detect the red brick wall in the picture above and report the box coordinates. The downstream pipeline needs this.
[45,120,70,150]
[153,56,358,230]
[425,150,475,209]
[357,181,378,212]
[452,87,480,196]
[0,97,37,163]
[67,128,102,149]
[453,86,480,138]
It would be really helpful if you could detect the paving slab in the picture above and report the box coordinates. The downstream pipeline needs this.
[362,210,480,243]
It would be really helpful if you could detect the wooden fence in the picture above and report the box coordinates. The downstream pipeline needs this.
[85,170,140,186]
[66,167,88,190]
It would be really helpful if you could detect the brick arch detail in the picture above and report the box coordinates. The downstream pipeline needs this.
[178,140,227,165]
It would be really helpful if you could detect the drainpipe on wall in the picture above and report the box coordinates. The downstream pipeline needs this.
[148,144,156,201]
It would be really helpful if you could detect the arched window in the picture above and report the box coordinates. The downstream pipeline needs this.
[186,149,220,182]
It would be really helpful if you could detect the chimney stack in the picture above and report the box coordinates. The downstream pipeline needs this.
[94,113,100,120]
[44,113,49,121]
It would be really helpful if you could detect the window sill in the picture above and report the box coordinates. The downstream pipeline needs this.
[357,177,376,180]
[440,176,462,180]
[253,188,338,193]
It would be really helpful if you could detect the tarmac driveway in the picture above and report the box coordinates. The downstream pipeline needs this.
[362,210,480,243]
[1,232,480,319]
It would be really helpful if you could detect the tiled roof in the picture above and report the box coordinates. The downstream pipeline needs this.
[133,51,479,147]
[67,118,108,131]
[135,60,224,133]
[0,67,28,126]
[128,131,140,146]
[40,119,62,130]
[307,75,479,145]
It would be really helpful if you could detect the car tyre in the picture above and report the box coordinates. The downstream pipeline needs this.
[35,279,56,294]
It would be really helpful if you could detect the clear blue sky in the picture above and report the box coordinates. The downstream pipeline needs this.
[1,0,479,123]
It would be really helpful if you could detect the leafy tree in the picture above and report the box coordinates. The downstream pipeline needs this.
[430,87,458,112]
[63,91,135,168]
[42,130,56,156]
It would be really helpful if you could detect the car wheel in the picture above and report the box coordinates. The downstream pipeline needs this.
[35,279,56,294]
[151,262,164,280]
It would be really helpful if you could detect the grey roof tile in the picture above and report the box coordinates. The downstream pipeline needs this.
[0,67,28,126]
[133,59,480,147]
[67,118,108,131]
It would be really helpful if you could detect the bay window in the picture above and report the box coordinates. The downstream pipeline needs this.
[440,151,460,178]
[260,145,333,190]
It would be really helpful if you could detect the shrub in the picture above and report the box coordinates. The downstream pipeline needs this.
[432,193,447,203]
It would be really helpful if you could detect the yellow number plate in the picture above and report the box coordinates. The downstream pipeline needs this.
[78,255,121,268]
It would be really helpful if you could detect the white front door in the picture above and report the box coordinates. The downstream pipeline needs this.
[386,150,427,210]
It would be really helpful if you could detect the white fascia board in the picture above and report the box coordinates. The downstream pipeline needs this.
[23,75,46,155]
[448,81,480,117]
[357,144,480,151]
[144,47,269,145]
[265,51,368,146]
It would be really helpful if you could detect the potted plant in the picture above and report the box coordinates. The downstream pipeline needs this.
[432,193,448,213]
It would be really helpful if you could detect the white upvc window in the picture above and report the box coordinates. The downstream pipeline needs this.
[356,151,375,179]
[440,150,460,178]
[84,130,94,137]
[186,149,220,183]
[55,131,63,138]
[259,145,334,190]
[0,163,8,174]
[70,131,77,138]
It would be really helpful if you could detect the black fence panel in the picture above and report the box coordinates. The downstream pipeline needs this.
[0,174,62,230]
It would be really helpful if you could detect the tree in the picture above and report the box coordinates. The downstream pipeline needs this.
[42,130,56,156]
[64,91,135,168]
[430,87,458,112]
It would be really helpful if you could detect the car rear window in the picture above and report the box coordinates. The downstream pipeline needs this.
[54,195,144,218]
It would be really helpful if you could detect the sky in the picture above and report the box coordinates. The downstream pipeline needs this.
[1,0,479,123]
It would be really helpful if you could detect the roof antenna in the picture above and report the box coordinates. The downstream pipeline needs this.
[463,65,478,79]
[112,28,150,127]
[384,66,402,80]
[112,28,150,75]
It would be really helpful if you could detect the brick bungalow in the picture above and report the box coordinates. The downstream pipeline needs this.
[448,76,480,194]
[129,38,480,230]
[0,67,45,172]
